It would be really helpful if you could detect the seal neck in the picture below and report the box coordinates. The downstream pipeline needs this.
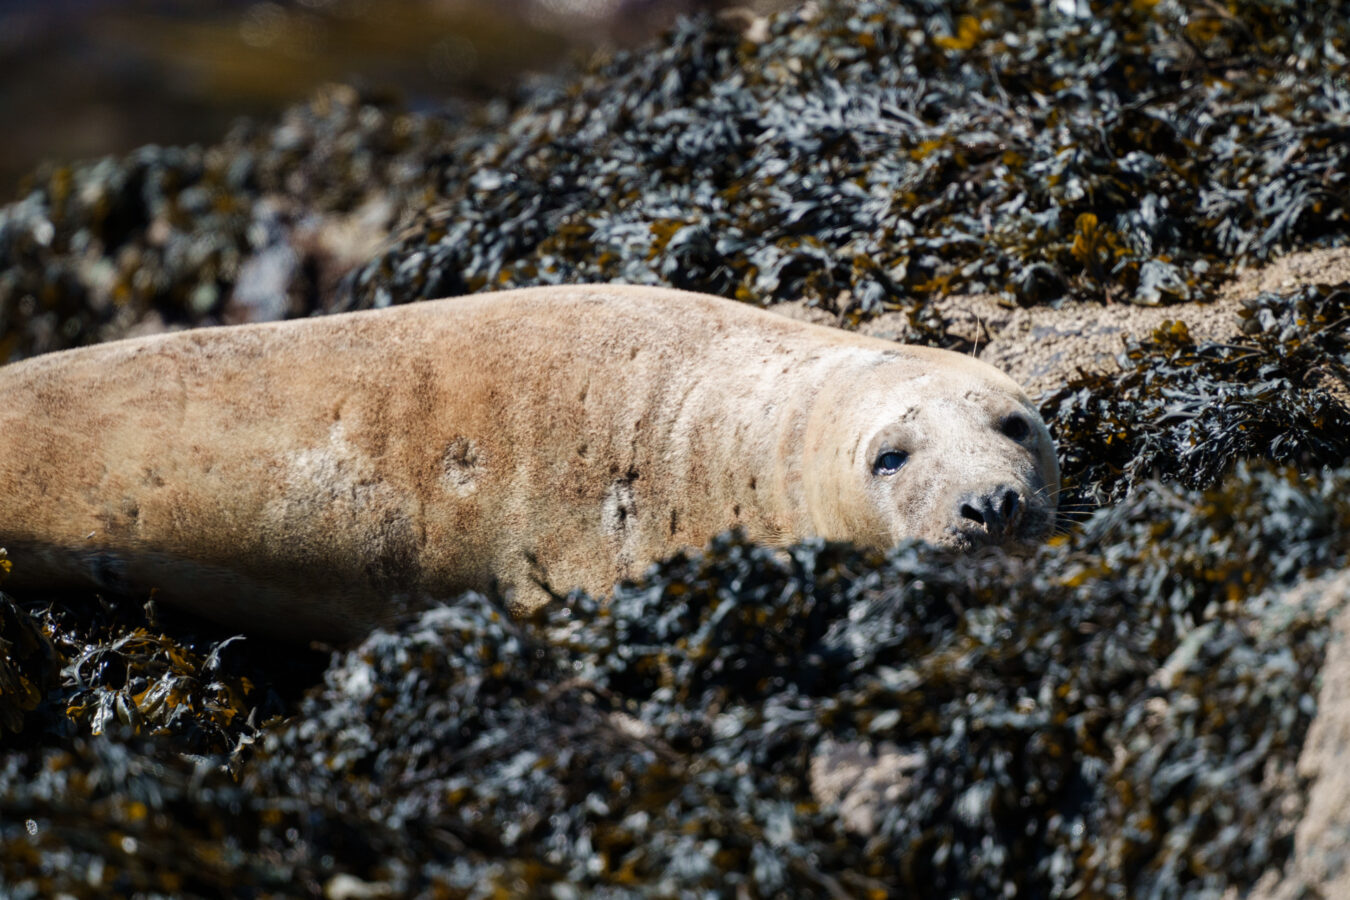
[797,367,890,547]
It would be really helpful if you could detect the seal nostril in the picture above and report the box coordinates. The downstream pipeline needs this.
[961,502,985,525]
[959,487,1023,539]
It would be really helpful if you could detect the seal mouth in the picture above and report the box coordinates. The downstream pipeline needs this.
[941,526,1043,554]
[942,525,999,552]
[941,502,1055,552]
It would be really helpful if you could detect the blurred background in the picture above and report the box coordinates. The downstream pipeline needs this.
[0,0,759,199]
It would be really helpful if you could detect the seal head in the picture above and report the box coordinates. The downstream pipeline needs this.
[802,345,1058,552]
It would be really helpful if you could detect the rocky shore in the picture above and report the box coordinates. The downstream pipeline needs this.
[2,1,1349,896]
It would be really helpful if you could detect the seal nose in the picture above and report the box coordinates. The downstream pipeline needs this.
[958,486,1023,541]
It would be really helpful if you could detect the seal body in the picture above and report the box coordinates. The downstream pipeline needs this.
[0,285,1058,639]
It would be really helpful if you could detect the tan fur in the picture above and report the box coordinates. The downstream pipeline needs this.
[0,285,1058,639]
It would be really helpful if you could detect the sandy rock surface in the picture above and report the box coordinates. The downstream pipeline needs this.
[776,246,1350,399]
[1242,569,1350,900]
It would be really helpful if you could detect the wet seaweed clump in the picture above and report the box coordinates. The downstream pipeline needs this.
[0,85,455,361]
[4,462,1348,898]
[0,587,330,897]
[352,0,1350,314]
[1044,280,1350,507]
[1,588,324,758]
[0,554,59,737]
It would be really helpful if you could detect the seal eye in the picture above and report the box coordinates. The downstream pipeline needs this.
[872,450,908,476]
[1001,414,1031,443]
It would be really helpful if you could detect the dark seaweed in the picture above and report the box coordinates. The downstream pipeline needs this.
[0,87,457,361]
[2,463,1346,897]
[351,0,1350,314]
[3,0,1350,365]
[1047,281,1350,507]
